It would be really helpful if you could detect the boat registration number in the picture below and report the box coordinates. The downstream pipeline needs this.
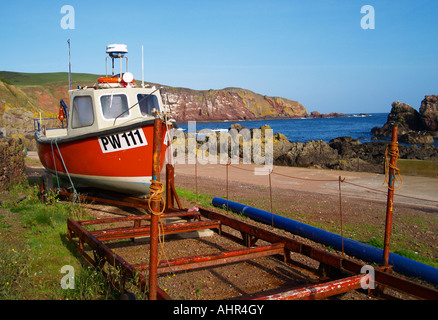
[98,129,148,153]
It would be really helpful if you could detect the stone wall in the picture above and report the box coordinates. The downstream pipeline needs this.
[0,138,26,190]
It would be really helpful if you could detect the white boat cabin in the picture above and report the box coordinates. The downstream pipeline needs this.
[67,86,163,137]
[43,86,165,140]
[41,44,166,140]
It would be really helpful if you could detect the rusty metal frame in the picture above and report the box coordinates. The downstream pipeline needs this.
[61,122,438,300]
[64,163,438,300]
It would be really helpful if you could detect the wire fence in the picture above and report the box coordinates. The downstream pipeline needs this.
[175,153,438,259]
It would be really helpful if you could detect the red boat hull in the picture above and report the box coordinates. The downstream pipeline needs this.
[37,122,168,196]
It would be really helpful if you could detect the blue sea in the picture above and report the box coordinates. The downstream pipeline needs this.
[176,113,389,144]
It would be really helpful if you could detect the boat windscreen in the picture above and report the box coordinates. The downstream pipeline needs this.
[72,96,94,128]
[101,94,129,119]
[137,94,159,116]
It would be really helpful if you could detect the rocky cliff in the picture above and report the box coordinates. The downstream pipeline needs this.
[371,96,438,144]
[163,87,307,122]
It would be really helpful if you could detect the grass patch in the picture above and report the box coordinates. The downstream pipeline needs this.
[0,71,101,86]
[394,249,438,268]
[0,181,121,300]
[174,186,214,209]
[363,237,384,249]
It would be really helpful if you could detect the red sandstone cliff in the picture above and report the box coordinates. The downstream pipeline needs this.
[163,86,307,122]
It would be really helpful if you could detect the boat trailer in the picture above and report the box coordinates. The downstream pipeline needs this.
[60,120,438,300]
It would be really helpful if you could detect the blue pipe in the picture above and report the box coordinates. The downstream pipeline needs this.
[212,197,438,286]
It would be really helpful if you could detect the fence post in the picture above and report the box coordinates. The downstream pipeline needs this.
[383,126,398,266]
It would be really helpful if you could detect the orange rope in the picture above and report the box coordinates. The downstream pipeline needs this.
[384,141,403,191]
[148,180,166,216]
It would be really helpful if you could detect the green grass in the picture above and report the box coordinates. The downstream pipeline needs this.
[0,76,13,85]
[0,181,120,300]
[0,71,102,86]
[174,186,215,209]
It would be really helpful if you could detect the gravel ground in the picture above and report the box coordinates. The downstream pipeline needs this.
[24,156,438,300]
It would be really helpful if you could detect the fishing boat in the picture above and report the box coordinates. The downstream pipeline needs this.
[34,44,171,196]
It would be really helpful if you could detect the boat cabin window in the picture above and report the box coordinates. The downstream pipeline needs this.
[137,94,159,116]
[72,96,94,128]
[100,94,129,120]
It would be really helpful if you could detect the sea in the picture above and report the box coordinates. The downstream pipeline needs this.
[176,113,390,144]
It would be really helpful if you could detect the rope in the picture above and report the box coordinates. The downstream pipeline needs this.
[148,177,174,276]
[51,137,80,204]
[50,139,61,193]
[148,180,166,216]
[384,141,403,191]
[216,161,437,204]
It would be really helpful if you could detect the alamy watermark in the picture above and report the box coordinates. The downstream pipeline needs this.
[361,5,375,30]
[360,265,376,290]
[169,121,273,175]
[60,5,75,30]
[60,265,75,289]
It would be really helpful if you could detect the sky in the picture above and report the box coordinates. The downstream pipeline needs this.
[0,0,437,114]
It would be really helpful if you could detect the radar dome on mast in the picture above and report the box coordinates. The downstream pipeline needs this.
[106,44,128,58]
[99,43,135,87]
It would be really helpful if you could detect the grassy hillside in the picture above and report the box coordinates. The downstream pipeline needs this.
[0,71,101,86]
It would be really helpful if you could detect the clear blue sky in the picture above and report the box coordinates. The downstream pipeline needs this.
[0,0,437,114]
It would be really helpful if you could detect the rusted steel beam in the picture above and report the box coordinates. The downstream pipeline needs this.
[76,210,200,227]
[166,164,183,210]
[253,274,370,300]
[59,186,189,214]
[383,126,398,266]
[58,188,151,210]
[135,243,285,274]
[199,208,438,300]
[148,118,166,300]
[372,267,438,300]
[91,220,220,241]
[67,218,171,300]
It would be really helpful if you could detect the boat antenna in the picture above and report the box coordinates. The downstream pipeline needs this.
[67,39,72,90]
[142,45,144,88]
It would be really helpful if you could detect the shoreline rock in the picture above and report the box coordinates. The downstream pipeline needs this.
[371,96,438,143]
[174,124,438,174]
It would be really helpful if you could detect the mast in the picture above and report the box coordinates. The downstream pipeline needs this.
[68,39,72,90]
[142,45,144,88]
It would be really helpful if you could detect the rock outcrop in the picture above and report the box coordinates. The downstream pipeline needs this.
[275,140,339,168]
[371,96,438,142]
[420,95,438,132]
[179,124,438,174]
[309,111,347,118]
[371,101,423,137]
